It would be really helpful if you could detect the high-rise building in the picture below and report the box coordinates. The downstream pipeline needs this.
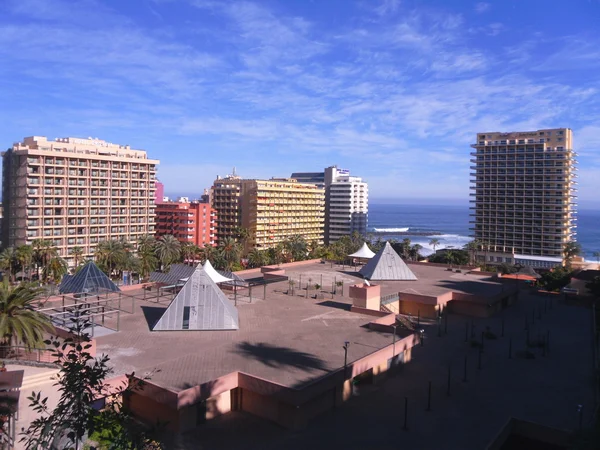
[155,200,217,247]
[470,128,577,269]
[289,171,325,188]
[324,166,368,244]
[154,180,164,205]
[1,136,159,266]
[240,178,325,250]
[210,173,242,244]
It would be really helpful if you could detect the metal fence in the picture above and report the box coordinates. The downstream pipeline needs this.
[0,345,55,364]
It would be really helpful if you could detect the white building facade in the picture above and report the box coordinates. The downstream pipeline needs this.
[324,166,368,244]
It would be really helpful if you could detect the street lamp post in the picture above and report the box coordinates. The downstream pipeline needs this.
[392,325,397,358]
[343,341,350,378]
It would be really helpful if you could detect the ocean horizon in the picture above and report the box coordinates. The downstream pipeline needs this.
[368,202,600,259]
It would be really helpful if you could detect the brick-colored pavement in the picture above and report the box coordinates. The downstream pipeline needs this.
[97,274,400,390]
[162,290,595,450]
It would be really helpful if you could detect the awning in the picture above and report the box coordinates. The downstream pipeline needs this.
[349,242,376,259]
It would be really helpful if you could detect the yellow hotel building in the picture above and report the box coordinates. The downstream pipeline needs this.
[240,179,324,250]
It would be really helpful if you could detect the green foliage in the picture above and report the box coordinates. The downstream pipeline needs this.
[428,249,469,265]
[539,266,573,292]
[563,241,582,267]
[154,235,181,271]
[498,263,518,275]
[0,280,50,348]
[21,309,162,449]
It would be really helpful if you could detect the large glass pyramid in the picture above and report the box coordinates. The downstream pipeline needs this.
[359,242,418,281]
[153,264,239,331]
[59,261,121,295]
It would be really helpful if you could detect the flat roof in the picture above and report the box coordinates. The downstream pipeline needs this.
[96,262,506,393]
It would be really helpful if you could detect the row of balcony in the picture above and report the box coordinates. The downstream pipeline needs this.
[27,157,156,170]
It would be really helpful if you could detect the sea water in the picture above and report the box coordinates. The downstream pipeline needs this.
[368,203,599,258]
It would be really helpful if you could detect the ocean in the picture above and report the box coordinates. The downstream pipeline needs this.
[368,203,600,259]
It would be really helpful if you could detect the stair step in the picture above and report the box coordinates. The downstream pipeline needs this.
[21,370,60,390]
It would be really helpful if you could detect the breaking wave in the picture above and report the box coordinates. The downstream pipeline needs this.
[372,227,410,232]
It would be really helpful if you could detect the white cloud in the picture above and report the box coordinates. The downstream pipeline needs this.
[474,2,490,13]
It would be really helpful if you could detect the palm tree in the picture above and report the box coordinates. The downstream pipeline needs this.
[16,245,34,282]
[409,244,423,261]
[69,246,84,270]
[137,235,156,254]
[138,247,158,280]
[248,248,269,268]
[0,247,18,283]
[95,239,126,277]
[593,251,600,264]
[181,243,199,265]
[563,241,582,268]
[232,227,251,252]
[463,240,480,266]
[429,238,440,255]
[44,256,68,283]
[284,235,308,262]
[154,235,181,271]
[219,237,242,270]
[0,281,51,349]
[32,239,56,282]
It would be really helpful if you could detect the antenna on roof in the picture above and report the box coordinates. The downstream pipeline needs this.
[232,166,237,176]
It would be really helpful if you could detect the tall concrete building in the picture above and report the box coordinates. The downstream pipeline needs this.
[1,136,159,266]
[210,173,242,244]
[470,128,577,268]
[155,200,217,247]
[240,178,325,251]
[324,166,368,244]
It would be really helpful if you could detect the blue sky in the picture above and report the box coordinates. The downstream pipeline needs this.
[1,0,599,205]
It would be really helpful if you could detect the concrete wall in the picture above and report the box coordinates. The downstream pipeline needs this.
[124,328,419,433]
[349,283,381,310]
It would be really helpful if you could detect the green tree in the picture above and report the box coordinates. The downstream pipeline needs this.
[283,235,308,262]
[429,238,440,255]
[563,241,582,268]
[218,237,242,271]
[32,239,57,282]
[0,247,17,283]
[137,235,156,254]
[44,256,68,283]
[154,235,181,271]
[409,244,423,261]
[247,248,269,268]
[95,240,126,277]
[539,266,572,292]
[181,243,199,265]
[22,311,161,449]
[70,246,84,270]
[0,280,50,349]
[16,245,34,281]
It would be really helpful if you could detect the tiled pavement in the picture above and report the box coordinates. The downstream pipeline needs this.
[163,290,595,450]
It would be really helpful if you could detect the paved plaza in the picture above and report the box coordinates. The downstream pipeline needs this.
[161,289,595,450]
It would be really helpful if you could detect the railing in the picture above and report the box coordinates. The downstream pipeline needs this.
[381,293,399,305]
[0,346,55,364]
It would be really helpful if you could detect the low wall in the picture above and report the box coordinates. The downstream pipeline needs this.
[124,330,419,432]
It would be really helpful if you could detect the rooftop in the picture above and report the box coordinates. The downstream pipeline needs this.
[96,262,508,393]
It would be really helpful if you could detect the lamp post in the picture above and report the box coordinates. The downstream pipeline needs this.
[392,325,397,357]
[343,341,350,378]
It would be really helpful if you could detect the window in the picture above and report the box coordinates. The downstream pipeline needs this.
[182,307,190,330]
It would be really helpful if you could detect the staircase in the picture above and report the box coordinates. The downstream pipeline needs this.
[20,369,60,392]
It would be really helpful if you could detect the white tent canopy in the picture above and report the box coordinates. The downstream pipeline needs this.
[203,260,234,284]
[349,242,376,259]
